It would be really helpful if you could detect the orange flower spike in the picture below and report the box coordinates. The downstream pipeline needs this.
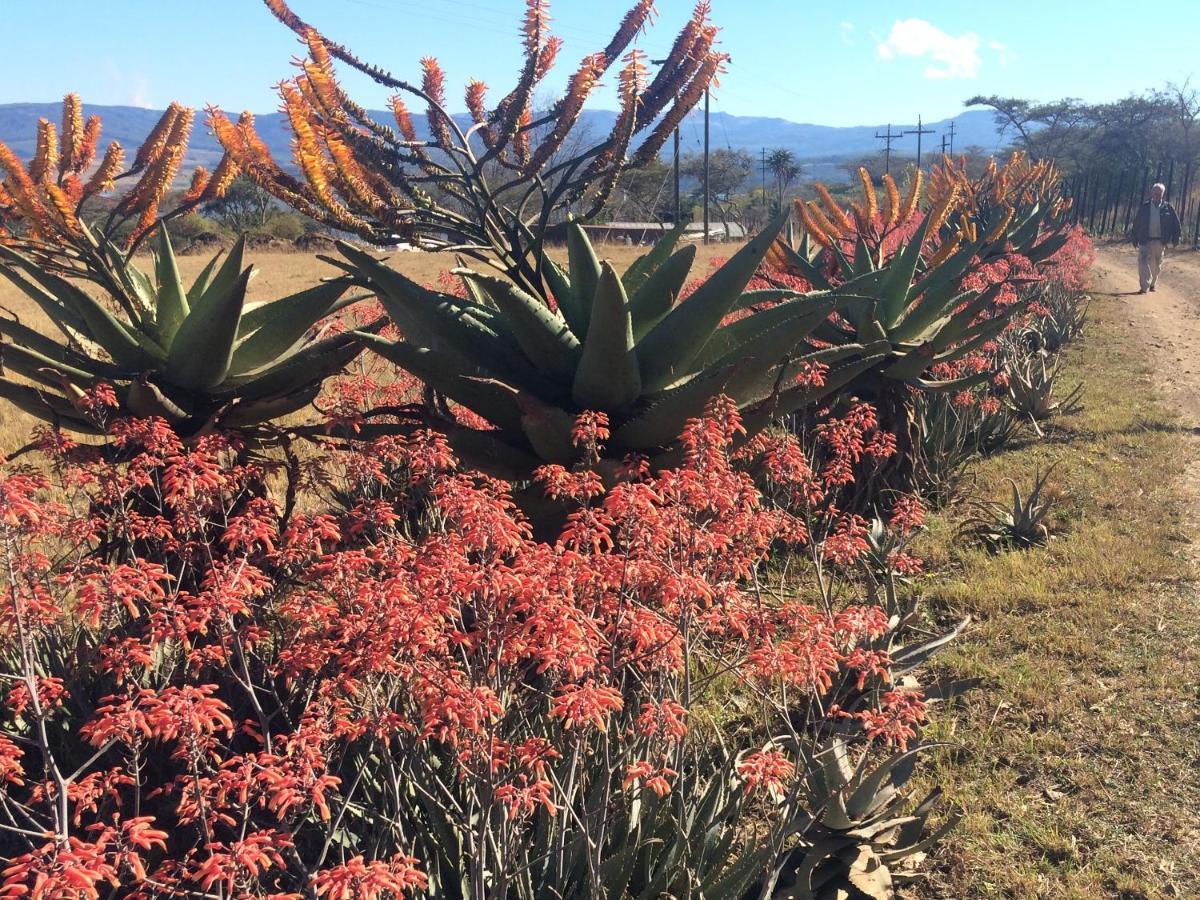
[301,28,343,113]
[82,142,124,198]
[389,96,417,143]
[132,103,182,171]
[804,200,841,248]
[604,0,656,65]
[59,93,85,177]
[881,174,900,228]
[31,119,59,185]
[522,0,551,55]
[534,36,563,82]
[925,232,962,269]
[899,169,923,224]
[857,167,877,224]
[794,199,831,249]
[983,205,1015,244]
[204,153,240,201]
[465,81,489,126]
[527,52,606,172]
[181,167,211,206]
[923,186,958,240]
[0,141,51,233]
[281,84,335,209]
[514,106,533,167]
[420,57,454,150]
[75,115,102,175]
[814,183,853,237]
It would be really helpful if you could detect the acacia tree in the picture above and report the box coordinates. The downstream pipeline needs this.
[766,147,801,210]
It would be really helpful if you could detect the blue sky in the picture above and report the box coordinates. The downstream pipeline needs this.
[2,0,1197,125]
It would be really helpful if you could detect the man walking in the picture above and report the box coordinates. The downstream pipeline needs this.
[1130,182,1181,293]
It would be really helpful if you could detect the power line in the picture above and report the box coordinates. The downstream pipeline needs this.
[874,124,901,176]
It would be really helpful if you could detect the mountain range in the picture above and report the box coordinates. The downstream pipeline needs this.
[0,102,1011,174]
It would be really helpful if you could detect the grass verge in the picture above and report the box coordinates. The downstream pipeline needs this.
[906,293,1200,899]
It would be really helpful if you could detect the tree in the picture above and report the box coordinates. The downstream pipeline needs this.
[964,94,1089,160]
[766,148,801,211]
[681,148,754,234]
[203,175,276,232]
[608,159,675,223]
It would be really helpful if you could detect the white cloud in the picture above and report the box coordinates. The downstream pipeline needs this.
[876,19,982,80]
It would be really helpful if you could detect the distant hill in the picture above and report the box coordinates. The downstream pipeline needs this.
[0,102,1010,176]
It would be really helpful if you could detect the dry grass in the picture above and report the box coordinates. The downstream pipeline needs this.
[0,240,743,456]
[905,292,1200,898]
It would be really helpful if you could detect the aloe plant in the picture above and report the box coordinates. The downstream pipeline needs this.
[961,465,1059,550]
[0,229,367,435]
[338,215,886,475]
[1002,347,1083,432]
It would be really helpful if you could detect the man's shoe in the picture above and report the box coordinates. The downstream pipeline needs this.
[1150,285,1157,292]
[1138,288,1148,294]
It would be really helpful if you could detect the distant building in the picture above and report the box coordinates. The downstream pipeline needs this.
[574,221,747,245]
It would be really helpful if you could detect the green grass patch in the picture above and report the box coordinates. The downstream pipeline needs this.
[906,294,1200,899]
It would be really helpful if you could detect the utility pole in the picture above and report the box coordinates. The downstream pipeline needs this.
[905,115,934,170]
[940,133,947,157]
[874,124,901,176]
[761,147,768,213]
[703,87,710,244]
[651,57,683,225]
[947,119,957,156]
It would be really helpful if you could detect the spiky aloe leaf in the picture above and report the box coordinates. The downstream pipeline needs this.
[0,319,121,377]
[611,361,737,449]
[193,235,247,314]
[167,267,251,390]
[0,377,101,433]
[629,243,696,340]
[336,242,553,394]
[187,250,224,307]
[0,343,97,389]
[572,262,640,410]
[637,210,789,392]
[226,331,365,401]
[126,380,191,422]
[687,296,836,377]
[229,280,351,376]
[154,227,189,345]
[456,269,581,380]
[771,235,833,290]
[0,266,87,342]
[565,218,601,338]
[731,288,804,311]
[359,333,525,433]
[540,254,585,339]
[0,246,163,368]
[517,394,577,463]
[878,214,934,328]
[218,383,321,428]
[622,220,688,295]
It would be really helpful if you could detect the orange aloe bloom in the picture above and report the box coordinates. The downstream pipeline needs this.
[43,183,83,239]
[814,183,854,236]
[203,153,240,201]
[82,142,124,198]
[857,167,877,224]
[75,115,102,175]
[603,0,656,65]
[181,167,211,206]
[30,120,59,185]
[899,169,923,224]
[132,103,184,172]
[527,52,606,172]
[925,232,962,269]
[983,206,1015,244]
[389,96,417,143]
[881,174,900,229]
[796,199,834,249]
[59,93,85,177]
[0,141,51,234]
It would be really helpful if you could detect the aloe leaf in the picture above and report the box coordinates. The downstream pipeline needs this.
[194,235,247,314]
[229,280,351,376]
[0,264,87,342]
[360,333,525,432]
[186,250,224,306]
[218,383,321,428]
[0,343,98,388]
[0,318,122,378]
[612,362,737,450]
[689,296,835,377]
[167,267,251,390]
[731,288,803,311]
[637,210,789,392]
[878,213,934,328]
[540,254,586,340]
[741,348,889,432]
[911,370,991,392]
[153,226,189,345]
[629,243,696,340]
[566,218,601,337]
[336,242,553,394]
[622,220,688,294]
[770,236,832,290]
[572,262,640,410]
[517,394,578,463]
[457,269,581,380]
[126,380,191,422]
[0,246,162,367]
[0,376,100,433]
[226,332,364,401]
[442,424,544,482]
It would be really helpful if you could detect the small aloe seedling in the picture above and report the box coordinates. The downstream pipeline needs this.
[1003,350,1083,433]
[961,464,1060,550]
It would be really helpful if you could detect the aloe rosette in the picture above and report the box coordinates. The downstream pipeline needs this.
[339,214,887,474]
[0,230,366,435]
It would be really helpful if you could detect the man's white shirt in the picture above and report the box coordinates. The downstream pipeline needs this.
[1148,201,1162,240]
